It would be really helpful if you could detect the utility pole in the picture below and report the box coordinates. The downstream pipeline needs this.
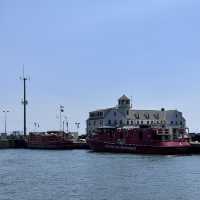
[20,67,29,137]
[2,110,9,134]
[64,116,68,132]
[59,105,64,131]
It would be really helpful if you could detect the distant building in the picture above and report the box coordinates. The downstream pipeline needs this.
[0,133,7,140]
[86,95,186,135]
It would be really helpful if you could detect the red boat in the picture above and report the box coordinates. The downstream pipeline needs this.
[86,126,191,154]
[27,131,75,149]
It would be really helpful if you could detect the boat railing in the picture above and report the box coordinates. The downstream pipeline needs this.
[156,129,170,135]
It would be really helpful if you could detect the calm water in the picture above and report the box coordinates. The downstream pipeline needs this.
[0,150,200,200]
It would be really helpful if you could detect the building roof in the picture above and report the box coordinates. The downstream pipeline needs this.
[90,107,116,113]
[118,94,130,100]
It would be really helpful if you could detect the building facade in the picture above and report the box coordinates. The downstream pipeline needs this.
[86,95,186,135]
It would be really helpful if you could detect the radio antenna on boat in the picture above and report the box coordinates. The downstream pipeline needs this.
[131,96,133,108]
[20,65,30,137]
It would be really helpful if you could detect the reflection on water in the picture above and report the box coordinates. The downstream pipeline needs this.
[0,149,199,200]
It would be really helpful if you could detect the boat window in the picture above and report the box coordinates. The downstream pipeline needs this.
[155,134,162,140]
[165,135,170,141]
[139,131,143,140]
[173,129,177,134]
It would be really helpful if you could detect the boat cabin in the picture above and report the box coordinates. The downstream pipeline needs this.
[93,126,188,143]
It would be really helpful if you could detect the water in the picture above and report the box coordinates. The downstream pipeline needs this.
[0,150,200,200]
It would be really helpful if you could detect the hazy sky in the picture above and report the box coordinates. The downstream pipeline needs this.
[1,0,200,133]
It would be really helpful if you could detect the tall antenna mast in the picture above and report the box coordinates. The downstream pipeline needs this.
[131,96,133,108]
[20,66,29,137]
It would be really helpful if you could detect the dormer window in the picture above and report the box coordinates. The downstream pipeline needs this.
[154,113,159,119]
[134,113,140,119]
[144,113,150,119]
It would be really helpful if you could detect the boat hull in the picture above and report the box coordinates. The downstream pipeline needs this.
[27,142,75,150]
[188,142,200,154]
[87,140,190,155]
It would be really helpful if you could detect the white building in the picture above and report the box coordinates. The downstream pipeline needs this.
[86,95,186,135]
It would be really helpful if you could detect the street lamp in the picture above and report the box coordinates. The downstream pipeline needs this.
[75,122,80,133]
[2,110,9,134]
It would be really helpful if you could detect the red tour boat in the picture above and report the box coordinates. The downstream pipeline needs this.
[87,126,190,154]
[27,131,75,149]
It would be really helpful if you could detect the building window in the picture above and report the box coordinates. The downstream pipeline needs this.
[131,121,133,125]
[144,113,150,119]
[135,113,140,119]
[120,120,123,125]
[137,121,139,125]
[147,121,149,125]
[127,110,129,115]
[114,120,118,125]
[127,120,129,125]
[93,121,96,126]
[154,113,159,119]
[108,120,111,125]
[114,111,117,116]
[171,121,174,124]
[151,121,153,124]
[141,121,143,125]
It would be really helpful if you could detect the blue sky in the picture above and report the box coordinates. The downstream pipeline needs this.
[1,0,200,133]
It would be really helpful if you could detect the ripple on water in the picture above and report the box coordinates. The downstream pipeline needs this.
[0,150,200,200]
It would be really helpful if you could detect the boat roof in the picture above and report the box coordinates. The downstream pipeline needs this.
[97,126,116,129]
[47,130,66,134]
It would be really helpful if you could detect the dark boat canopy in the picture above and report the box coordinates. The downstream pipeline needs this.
[97,126,116,129]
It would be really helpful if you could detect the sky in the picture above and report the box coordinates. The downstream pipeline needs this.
[1,0,200,134]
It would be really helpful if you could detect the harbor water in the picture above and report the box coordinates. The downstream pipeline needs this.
[0,150,200,200]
